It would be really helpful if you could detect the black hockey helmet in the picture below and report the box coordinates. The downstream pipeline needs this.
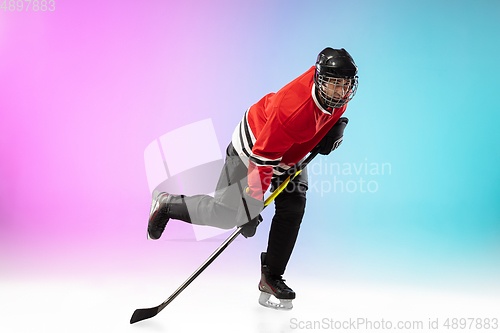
[314,48,358,109]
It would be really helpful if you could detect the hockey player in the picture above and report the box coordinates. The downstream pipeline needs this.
[147,47,358,310]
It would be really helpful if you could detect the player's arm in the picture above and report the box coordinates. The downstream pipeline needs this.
[246,116,297,200]
[235,115,297,230]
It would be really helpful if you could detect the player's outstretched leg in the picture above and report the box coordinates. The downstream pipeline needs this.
[258,252,295,310]
[147,191,191,240]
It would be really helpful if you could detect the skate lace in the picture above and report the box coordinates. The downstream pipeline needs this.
[271,275,291,290]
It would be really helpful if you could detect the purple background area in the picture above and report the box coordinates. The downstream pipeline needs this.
[0,0,309,279]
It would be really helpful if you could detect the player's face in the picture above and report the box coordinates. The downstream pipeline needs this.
[322,78,352,101]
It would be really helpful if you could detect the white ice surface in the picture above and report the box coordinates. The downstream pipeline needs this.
[1,271,498,333]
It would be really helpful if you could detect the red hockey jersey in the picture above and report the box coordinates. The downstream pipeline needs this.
[232,66,348,199]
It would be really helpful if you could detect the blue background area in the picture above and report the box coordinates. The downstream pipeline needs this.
[1,0,499,300]
[198,0,500,290]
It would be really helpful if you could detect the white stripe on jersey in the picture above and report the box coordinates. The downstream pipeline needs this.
[273,162,292,176]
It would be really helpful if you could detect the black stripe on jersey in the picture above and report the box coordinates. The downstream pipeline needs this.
[238,121,252,158]
[249,155,281,167]
[242,112,254,150]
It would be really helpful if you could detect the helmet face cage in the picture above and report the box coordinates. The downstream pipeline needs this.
[315,72,358,109]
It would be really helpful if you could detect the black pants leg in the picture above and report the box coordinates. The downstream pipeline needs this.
[265,173,308,277]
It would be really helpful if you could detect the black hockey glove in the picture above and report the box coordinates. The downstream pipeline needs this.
[240,214,263,238]
[236,188,264,238]
[317,117,349,155]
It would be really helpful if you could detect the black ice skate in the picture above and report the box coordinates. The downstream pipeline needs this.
[147,191,192,240]
[147,191,173,240]
[258,252,295,310]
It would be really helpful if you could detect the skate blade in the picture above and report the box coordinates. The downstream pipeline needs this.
[258,292,293,310]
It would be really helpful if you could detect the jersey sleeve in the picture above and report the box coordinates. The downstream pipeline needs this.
[250,111,298,164]
[246,111,300,199]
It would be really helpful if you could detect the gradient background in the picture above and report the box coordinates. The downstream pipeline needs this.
[1,0,499,332]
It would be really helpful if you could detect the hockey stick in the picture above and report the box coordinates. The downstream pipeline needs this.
[130,147,321,324]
